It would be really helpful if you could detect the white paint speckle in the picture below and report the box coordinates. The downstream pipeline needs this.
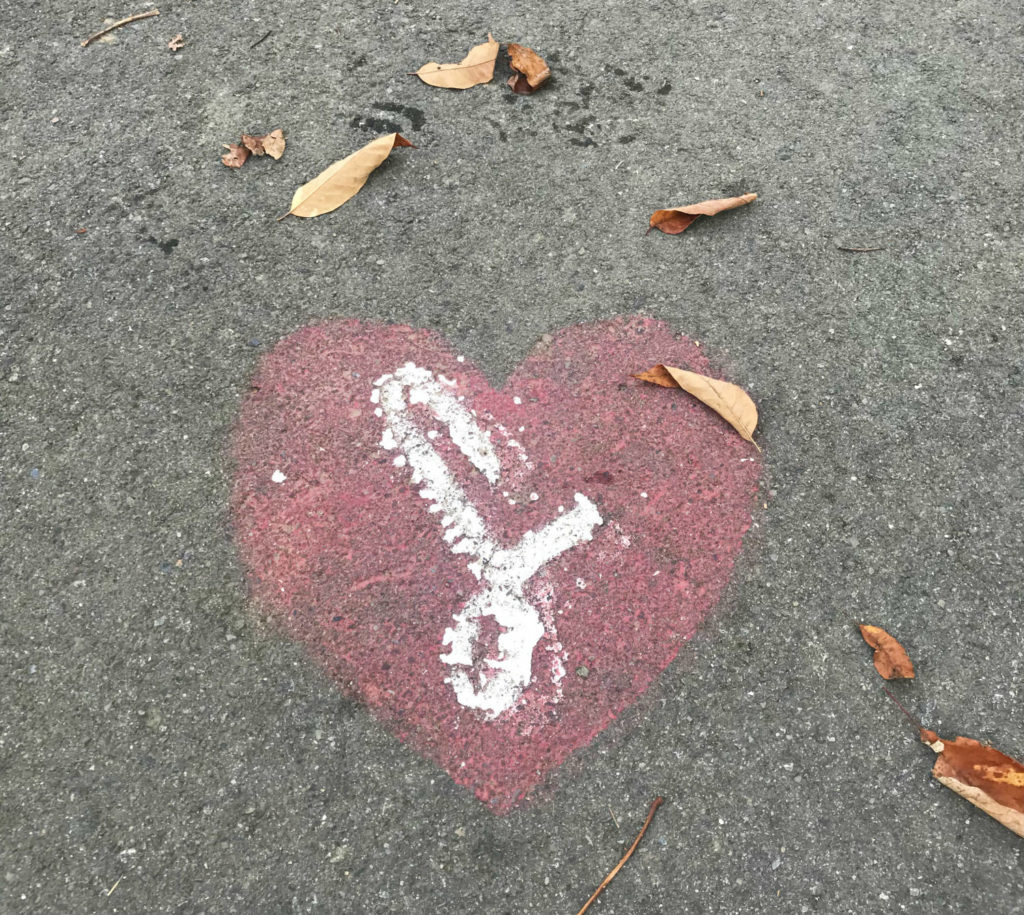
[393,455,407,468]
[558,505,564,513]
[271,469,287,484]
[374,407,383,417]
[456,355,465,363]
[547,643,567,690]
[576,578,586,590]
[427,429,439,440]
[513,396,522,405]
[529,493,539,502]
[640,491,648,499]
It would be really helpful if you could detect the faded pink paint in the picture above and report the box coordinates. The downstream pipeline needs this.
[231,317,761,811]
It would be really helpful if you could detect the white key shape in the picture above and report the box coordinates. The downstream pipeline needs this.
[374,363,603,718]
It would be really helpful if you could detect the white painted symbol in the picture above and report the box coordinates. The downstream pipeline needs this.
[374,363,603,718]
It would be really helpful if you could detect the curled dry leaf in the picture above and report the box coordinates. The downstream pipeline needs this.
[920,729,1024,838]
[633,364,759,450]
[507,43,550,94]
[221,143,250,169]
[283,133,414,219]
[242,129,286,160]
[859,624,915,679]
[415,34,499,89]
[168,33,184,51]
[648,193,757,235]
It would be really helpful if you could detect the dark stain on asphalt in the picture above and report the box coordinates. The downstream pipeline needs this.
[484,118,508,142]
[374,103,427,131]
[350,115,402,134]
[147,236,179,256]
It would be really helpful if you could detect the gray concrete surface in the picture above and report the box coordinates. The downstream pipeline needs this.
[2,0,1023,912]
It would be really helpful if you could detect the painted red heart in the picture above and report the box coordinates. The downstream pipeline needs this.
[231,316,760,812]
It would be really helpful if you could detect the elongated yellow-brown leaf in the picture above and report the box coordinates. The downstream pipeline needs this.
[633,364,759,449]
[921,729,1024,838]
[283,133,413,219]
[648,193,757,235]
[415,34,499,89]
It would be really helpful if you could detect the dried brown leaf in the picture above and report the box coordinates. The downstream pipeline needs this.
[859,624,915,679]
[283,133,414,219]
[168,33,184,51]
[920,729,1024,837]
[241,135,263,155]
[242,129,286,159]
[648,193,758,235]
[632,365,677,388]
[633,364,759,449]
[507,74,531,94]
[415,34,499,89]
[221,143,250,169]
[260,129,286,160]
[507,43,550,93]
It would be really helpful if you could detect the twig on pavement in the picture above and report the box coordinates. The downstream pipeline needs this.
[575,796,663,915]
[81,9,160,47]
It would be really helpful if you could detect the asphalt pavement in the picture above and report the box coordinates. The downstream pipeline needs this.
[2,0,1023,912]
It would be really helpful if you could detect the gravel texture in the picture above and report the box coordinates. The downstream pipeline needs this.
[2,1,1022,912]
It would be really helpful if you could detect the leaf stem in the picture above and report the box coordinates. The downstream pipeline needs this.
[882,686,924,732]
